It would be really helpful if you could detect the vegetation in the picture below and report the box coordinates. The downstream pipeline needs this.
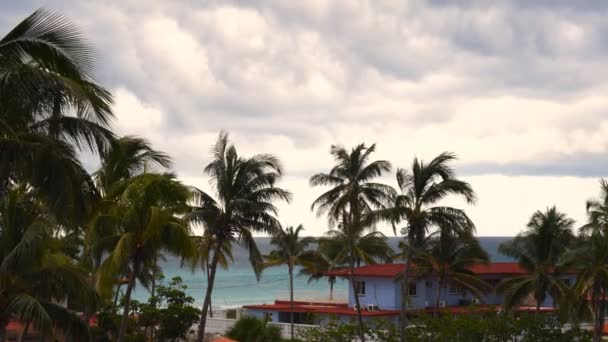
[189,132,291,342]
[562,181,608,342]
[298,313,592,342]
[405,233,491,316]
[298,248,338,299]
[375,152,476,341]
[310,143,394,342]
[226,316,282,342]
[92,173,195,340]
[264,225,316,340]
[92,275,200,341]
[0,188,95,341]
[498,206,574,312]
[2,8,608,342]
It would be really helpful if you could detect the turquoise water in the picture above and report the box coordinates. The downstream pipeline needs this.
[131,237,513,307]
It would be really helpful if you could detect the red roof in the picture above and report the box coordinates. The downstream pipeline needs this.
[213,338,237,342]
[244,300,400,317]
[324,262,529,278]
[244,300,555,317]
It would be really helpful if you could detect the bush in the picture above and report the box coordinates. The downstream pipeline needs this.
[225,308,237,319]
[138,276,201,341]
[97,275,200,342]
[227,316,282,342]
[298,313,592,342]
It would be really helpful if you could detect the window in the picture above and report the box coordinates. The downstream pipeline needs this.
[425,280,433,288]
[450,283,465,295]
[263,312,273,322]
[561,278,571,286]
[408,283,417,296]
[355,281,366,296]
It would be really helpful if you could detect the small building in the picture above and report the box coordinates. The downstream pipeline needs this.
[244,262,575,325]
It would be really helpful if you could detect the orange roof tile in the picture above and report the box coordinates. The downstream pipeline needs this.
[213,337,237,342]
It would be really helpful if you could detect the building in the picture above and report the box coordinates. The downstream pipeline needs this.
[244,262,575,325]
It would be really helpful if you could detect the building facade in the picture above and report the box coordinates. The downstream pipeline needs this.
[244,262,574,325]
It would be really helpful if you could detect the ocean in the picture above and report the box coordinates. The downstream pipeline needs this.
[131,236,514,308]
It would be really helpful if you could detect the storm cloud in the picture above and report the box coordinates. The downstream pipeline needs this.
[2,0,607,235]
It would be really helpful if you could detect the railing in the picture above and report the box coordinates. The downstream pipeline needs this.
[208,308,242,319]
[274,290,347,303]
[270,321,319,338]
[203,318,237,335]
[202,317,318,339]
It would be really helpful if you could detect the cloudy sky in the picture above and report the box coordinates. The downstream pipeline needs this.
[3,1,608,236]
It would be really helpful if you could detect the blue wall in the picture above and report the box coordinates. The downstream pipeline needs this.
[348,277,400,310]
[347,274,577,310]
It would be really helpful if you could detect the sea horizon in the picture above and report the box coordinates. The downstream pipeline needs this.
[131,236,515,308]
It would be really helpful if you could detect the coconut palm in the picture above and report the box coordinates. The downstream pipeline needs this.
[498,206,574,312]
[95,136,172,195]
[298,249,338,300]
[561,233,608,342]
[0,9,114,225]
[83,136,172,315]
[318,225,393,268]
[185,232,234,317]
[92,173,195,342]
[0,187,95,341]
[310,143,394,342]
[375,152,475,341]
[407,233,490,316]
[580,179,608,236]
[0,9,113,142]
[190,132,291,342]
[264,224,316,340]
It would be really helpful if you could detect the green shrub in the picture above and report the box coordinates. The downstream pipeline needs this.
[227,316,282,342]
[226,308,237,319]
[298,313,592,342]
[97,275,200,342]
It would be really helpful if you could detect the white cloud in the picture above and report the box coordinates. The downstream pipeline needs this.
[2,0,608,236]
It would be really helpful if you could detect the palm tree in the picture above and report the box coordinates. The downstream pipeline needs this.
[185,232,234,317]
[264,224,316,340]
[298,249,338,300]
[310,143,394,342]
[405,233,490,316]
[0,187,95,341]
[318,225,393,268]
[84,136,172,318]
[0,9,114,226]
[92,173,195,342]
[376,152,475,341]
[561,233,608,342]
[95,136,172,195]
[580,179,608,236]
[498,206,574,312]
[190,132,291,342]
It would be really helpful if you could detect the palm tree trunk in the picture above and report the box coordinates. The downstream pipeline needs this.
[289,260,295,341]
[433,278,443,318]
[206,262,213,318]
[592,281,601,342]
[196,249,220,342]
[113,282,123,308]
[117,262,138,342]
[400,250,413,342]
[18,321,30,342]
[329,277,335,300]
[599,289,606,342]
[350,257,366,342]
